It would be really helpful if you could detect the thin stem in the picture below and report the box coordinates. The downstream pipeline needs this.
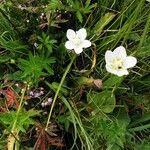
[45,55,76,129]
[11,88,26,132]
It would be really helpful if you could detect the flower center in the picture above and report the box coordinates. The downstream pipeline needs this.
[112,58,124,70]
[72,36,81,46]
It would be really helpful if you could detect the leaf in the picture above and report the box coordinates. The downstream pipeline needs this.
[85,0,91,8]
[76,11,83,23]
[34,124,64,150]
[18,53,55,84]
[87,91,116,113]
[0,12,16,37]
[57,115,70,131]
[46,0,63,11]
[103,75,123,88]
[93,12,116,36]
[0,109,40,132]
[5,87,19,109]
[0,55,10,63]
[45,81,69,96]
[0,36,28,53]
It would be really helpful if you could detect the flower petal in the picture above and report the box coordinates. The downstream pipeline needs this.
[113,46,127,59]
[74,47,83,54]
[124,56,137,68]
[82,40,91,48]
[106,64,128,76]
[67,29,76,40]
[106,64,116,74]
[115,69,129,76]
[65,41,74,50]
[105,50,115,63]
[76,28,87,40]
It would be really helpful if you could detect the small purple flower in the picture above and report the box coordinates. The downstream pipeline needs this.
[41,102,45,107]
[29,91,34,96]
[40,90,44,95]
[34,93,42,98]
[48,97,53,103]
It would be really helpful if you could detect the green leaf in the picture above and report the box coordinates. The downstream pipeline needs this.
[85,0,91,8]
[0,109,40,132]
[87,91,116,113]
[0,12,16,37]
[103,75,123,88]
[0,55,10,63]
[46,0,63,11]
[93,12,115,36]
[0,37,28,53]
[76,11,83,23]
[45,81,69,96]
[18,53,55,84]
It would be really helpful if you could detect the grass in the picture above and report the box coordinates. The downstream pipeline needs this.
[0,0,150,150]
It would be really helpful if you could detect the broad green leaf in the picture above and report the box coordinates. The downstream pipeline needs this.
[87,91,116,113]
[103,75,123,88]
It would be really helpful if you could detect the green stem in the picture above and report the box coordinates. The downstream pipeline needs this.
[11,88,26,132]
[45,55,76,129]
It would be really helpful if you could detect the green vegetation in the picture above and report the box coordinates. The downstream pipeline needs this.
[0,0,150,149]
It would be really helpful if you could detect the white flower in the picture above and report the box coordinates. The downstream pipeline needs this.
[65,28,91,54]
[105,46,137,76]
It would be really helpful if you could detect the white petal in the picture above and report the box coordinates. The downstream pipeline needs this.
[105,50,115,63]
[113,46,127,59]
[124,56,137,68]
[67,29,76,40]
[106,64,128,76]
[106,64,116,74]
[82,40,91,48]
[74,47,83,54]
[76,28,87,40]
[115,69,129,76]
[65,41,74,50]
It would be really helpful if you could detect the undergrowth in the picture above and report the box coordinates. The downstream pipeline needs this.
[0,0,150,150]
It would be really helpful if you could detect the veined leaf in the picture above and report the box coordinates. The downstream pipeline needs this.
[103,75,124,88]
[87,91,116,113]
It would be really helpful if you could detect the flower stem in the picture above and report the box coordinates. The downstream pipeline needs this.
[11,88,26,132]
[45,55,76,129]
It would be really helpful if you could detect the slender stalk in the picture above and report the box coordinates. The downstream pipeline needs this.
[45,55,76,129]
[11,88,26,132]
[8,88,26,150]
